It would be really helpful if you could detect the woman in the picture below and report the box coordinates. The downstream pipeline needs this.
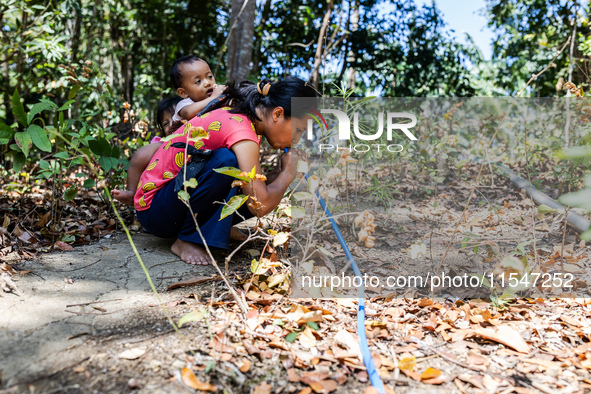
[134,77,318,265]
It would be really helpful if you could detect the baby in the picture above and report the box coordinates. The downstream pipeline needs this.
[170,55,226,124]
[113,56,226,205]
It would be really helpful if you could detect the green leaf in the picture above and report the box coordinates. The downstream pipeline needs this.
[183,178,198,189]
[12,90,27,127]
[178,309,206,328]
[27,124,52,152]
[213,167,250,181]
[63,186,78,201]
[0,121,14,143]
[68,85,81,100]
[39,159,49,170]
[272,319,285,326]
[204,360,216,373]
[12,152,26,173]
[27,100,57,124]
[53,152,70,159]
[160,133,185,142]
[251,258,263,275]
[190,126,208,139]
[98,156,112,172]
[14,132,32,157]
[248,165,256,179]
[220,194,249,220]
[104,132,117,141]
[111,144,120,159]
[285,332,299,343]
[83,179,95,188]
[306,321,319,330]
[88,137,111,156]
[178,190,190,202]
[537,204,559,215]
[57,99,75,111]
[59,234,76,243]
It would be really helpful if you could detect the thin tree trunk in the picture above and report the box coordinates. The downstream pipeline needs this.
[226,0,256,84]
[16,9,28,90]
[310,0,334,89]
[251,0,272,77]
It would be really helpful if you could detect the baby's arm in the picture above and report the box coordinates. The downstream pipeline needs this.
[112,143,162,206]
[178,85,226,120]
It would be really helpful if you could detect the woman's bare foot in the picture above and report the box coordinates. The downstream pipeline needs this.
[171,239,212,265]
[112,189,135,206]
[230,227,247,242]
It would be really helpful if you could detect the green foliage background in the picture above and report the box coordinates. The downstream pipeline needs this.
[1,0,590,194]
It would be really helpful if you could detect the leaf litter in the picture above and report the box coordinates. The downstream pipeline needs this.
[3,161,591,393]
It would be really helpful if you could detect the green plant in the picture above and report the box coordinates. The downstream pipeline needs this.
[362,174,400,207]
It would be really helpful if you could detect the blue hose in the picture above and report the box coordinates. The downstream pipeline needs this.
[286,148,385,393]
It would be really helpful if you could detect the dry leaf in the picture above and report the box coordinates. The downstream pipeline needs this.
[300,372,330,385]
[319,379,338,393]
[420,367,441,380]
[181,367,217,391]
[471,326,530,353]
[238,357,251,373]
[418,298,433,307]
[287,368,300,382]
[117,347,145,360]
[297,310,323,324]
[423,375,446,385]
[55,241,74,250]
[254,381,272,394]
[299,326,317,349]
[243,339,260,355]
[398,354,416,371]
[333,329,361,357]
[309,382,324,393]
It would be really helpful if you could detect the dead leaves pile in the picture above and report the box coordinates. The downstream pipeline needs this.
[172,294,591,393]
[0,186,130,263]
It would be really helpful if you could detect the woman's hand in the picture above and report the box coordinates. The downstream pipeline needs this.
[281,148,308,180]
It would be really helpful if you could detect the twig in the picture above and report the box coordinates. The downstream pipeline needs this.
[560,207,570,273]
[44,259,102,272]
[66,298,121,308]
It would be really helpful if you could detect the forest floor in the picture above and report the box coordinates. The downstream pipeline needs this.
[2,160,591,394]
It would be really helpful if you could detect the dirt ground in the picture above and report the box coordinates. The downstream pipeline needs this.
[0,233,232,393]
[2,167,591,394]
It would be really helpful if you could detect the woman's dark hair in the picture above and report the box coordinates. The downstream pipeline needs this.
[214,77,320,121]
[156,96,182,134]
[170,55,204,90]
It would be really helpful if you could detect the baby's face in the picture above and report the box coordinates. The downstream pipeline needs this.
[161,110,174,136]
[178,60,216,102]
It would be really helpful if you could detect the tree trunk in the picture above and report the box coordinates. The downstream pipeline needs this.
[226,0,256,84]
[68,0,82,64]
[310,0,334,89]
[251,0,272,77]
